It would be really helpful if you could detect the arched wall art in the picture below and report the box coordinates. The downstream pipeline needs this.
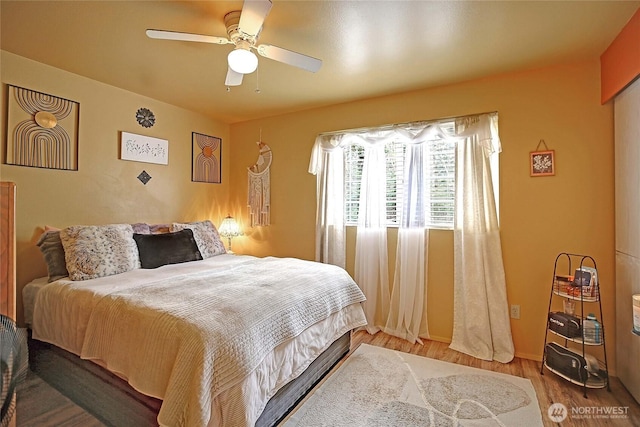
[192,132,221,183]
[6,85,79,170]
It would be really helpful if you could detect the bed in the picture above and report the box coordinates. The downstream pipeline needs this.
[25,222,367,426]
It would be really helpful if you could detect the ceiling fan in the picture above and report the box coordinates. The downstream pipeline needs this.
[146,0,322,87]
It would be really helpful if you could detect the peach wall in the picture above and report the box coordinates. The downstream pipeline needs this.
[601,8,640,103]
[0,49,616,369]
[0,51,230,325]
[229,61,616,369]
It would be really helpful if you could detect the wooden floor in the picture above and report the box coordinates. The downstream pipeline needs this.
[14,330,640,426]
[15,368,103,427]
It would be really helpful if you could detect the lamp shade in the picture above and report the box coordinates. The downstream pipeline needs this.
[228,46,258,74]
[218,215,242,238]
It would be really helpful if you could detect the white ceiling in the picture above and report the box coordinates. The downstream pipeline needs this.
[1,1,638,124]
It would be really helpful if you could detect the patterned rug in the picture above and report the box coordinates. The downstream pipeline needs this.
[283,344,544,427]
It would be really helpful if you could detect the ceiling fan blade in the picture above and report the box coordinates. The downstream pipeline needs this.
[225,68,244,86]
[256,44,322,73]
[146,29,231,45]
[238,0,273,37]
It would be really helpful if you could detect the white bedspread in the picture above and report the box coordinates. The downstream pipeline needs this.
[31,255,367,426]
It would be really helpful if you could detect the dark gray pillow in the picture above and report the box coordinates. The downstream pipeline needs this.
[36,230,69,282]
[133,229,203,269]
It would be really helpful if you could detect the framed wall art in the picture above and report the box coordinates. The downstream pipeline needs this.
[192,132,221,184]
[530,140,555,177]
[6,85,79,170]
[120,132,168,165]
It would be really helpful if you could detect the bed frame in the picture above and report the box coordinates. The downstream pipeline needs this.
[28,331,351,426]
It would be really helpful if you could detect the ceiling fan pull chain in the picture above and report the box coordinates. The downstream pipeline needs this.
[255,66,261,94]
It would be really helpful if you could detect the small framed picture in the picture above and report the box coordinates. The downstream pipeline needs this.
[530,150,555,177]
[192,132,221,183]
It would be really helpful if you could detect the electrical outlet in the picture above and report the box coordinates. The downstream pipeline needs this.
[510,304,520,319]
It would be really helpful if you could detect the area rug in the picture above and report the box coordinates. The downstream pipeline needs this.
[283,344,544,427]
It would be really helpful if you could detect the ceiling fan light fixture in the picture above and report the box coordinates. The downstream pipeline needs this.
[228,43,258,74]
[148,0,321,86]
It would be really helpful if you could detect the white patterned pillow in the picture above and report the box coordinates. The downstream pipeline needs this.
[60,224,140,281]
[171,220,226,258]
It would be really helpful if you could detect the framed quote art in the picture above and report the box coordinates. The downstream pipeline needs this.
[192,132,221,184]
[120,132,168,165]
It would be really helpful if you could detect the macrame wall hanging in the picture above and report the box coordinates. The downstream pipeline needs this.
[247,139,272,226]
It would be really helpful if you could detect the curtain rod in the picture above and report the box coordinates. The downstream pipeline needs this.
[317,110,498,137]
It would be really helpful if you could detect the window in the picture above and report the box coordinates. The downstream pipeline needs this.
[344,144,364,225]
[344,122,456,229]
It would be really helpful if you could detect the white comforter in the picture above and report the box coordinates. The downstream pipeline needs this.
[31,255,367,426]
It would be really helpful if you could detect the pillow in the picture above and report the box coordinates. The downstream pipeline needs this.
[131,222,151,234]
[36,230,69,282]
[60,224,140,281]
[149,223,171,234]
[133,229,203,269]
[170,220,226,258]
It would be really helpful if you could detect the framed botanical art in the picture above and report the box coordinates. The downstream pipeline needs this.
[192,132,221,183]
[530,139,555,177]
[530,150,555,177]
[6,85,79,170]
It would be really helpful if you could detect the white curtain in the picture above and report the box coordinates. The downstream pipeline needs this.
[384,142,429,342]
[449,113,515,363]
[383,126,450,343]
[310,124,453,341]
[354,141,390,333]
[308,135,346,268]
[385,228,428,343]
